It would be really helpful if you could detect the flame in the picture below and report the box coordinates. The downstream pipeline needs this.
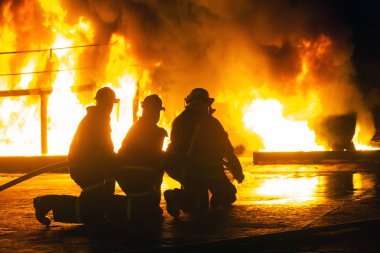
[353,125,377,150]
[0,1,377,156]
[296,35,331,84]
[241,34,378,152]
[0,0,142,155]
[243,99,324,151]
[241,36,332,152]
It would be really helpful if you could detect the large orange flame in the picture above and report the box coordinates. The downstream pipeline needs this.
[0,0,142,155]
[243,98,324,151]
[0,1,377,155]
[241,35,377,152]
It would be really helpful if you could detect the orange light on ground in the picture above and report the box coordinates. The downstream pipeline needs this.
[255,176,319,204]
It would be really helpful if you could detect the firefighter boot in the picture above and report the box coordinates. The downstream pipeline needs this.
[33,196,52,226]
[50,195,80,223]
[164,189,180,218]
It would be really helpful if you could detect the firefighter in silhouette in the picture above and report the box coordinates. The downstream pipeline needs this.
[164,88,245,217]
[112,94,168,222]
[33,87,118,225]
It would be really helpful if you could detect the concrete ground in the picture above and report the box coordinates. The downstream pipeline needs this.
[1,157,380,252]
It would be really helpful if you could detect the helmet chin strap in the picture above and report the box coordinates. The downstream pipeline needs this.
[208,106,216,115]
[184,100,216,115]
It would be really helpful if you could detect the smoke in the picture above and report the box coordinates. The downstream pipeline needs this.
[82,0,372,148]
[1,0,375,150]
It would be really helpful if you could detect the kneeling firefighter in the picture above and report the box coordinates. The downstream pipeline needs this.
[164,88,245,217]
[113,94,168,223]
[33,87,119,225]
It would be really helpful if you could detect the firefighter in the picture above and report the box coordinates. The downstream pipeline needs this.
[164,88,245,217]
[114,94,168,222]
[33,86,118,225]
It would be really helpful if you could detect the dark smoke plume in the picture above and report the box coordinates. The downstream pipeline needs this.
[1,0,375,150]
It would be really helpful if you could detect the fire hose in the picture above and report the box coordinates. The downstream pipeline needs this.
[0,160,70,192]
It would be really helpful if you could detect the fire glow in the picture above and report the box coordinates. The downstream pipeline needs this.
[243,99,324,152]
[255,176,319,204]
[0,0,140,155]
[240,34,376,152]
[0,0,377,156]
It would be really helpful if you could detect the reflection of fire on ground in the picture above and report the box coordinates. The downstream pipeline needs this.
[234,164,380,205]
[0,0,377,156]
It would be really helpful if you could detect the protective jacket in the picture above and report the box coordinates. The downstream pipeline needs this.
[165,108,244,211]
[34,106,117,226]
[118,117,167,167]
[116,117,168,217]
[68,106,115,190]
[166,108,243,183]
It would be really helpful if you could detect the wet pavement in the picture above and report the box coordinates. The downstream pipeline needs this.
[1,157,380,252]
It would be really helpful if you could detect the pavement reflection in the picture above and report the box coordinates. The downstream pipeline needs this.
[1,160,380,252]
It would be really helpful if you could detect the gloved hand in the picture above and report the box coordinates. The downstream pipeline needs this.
[234,173,245,184]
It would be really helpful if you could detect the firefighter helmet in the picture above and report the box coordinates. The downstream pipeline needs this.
[141,94,165,111]
[95,87,118,103]
[185,88,214,104]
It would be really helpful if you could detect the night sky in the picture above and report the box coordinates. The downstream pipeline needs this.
[343,0,380,129]
[304,0,380,129]
[336,0,380,95]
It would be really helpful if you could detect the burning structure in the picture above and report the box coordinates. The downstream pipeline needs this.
[0,0,378,157]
